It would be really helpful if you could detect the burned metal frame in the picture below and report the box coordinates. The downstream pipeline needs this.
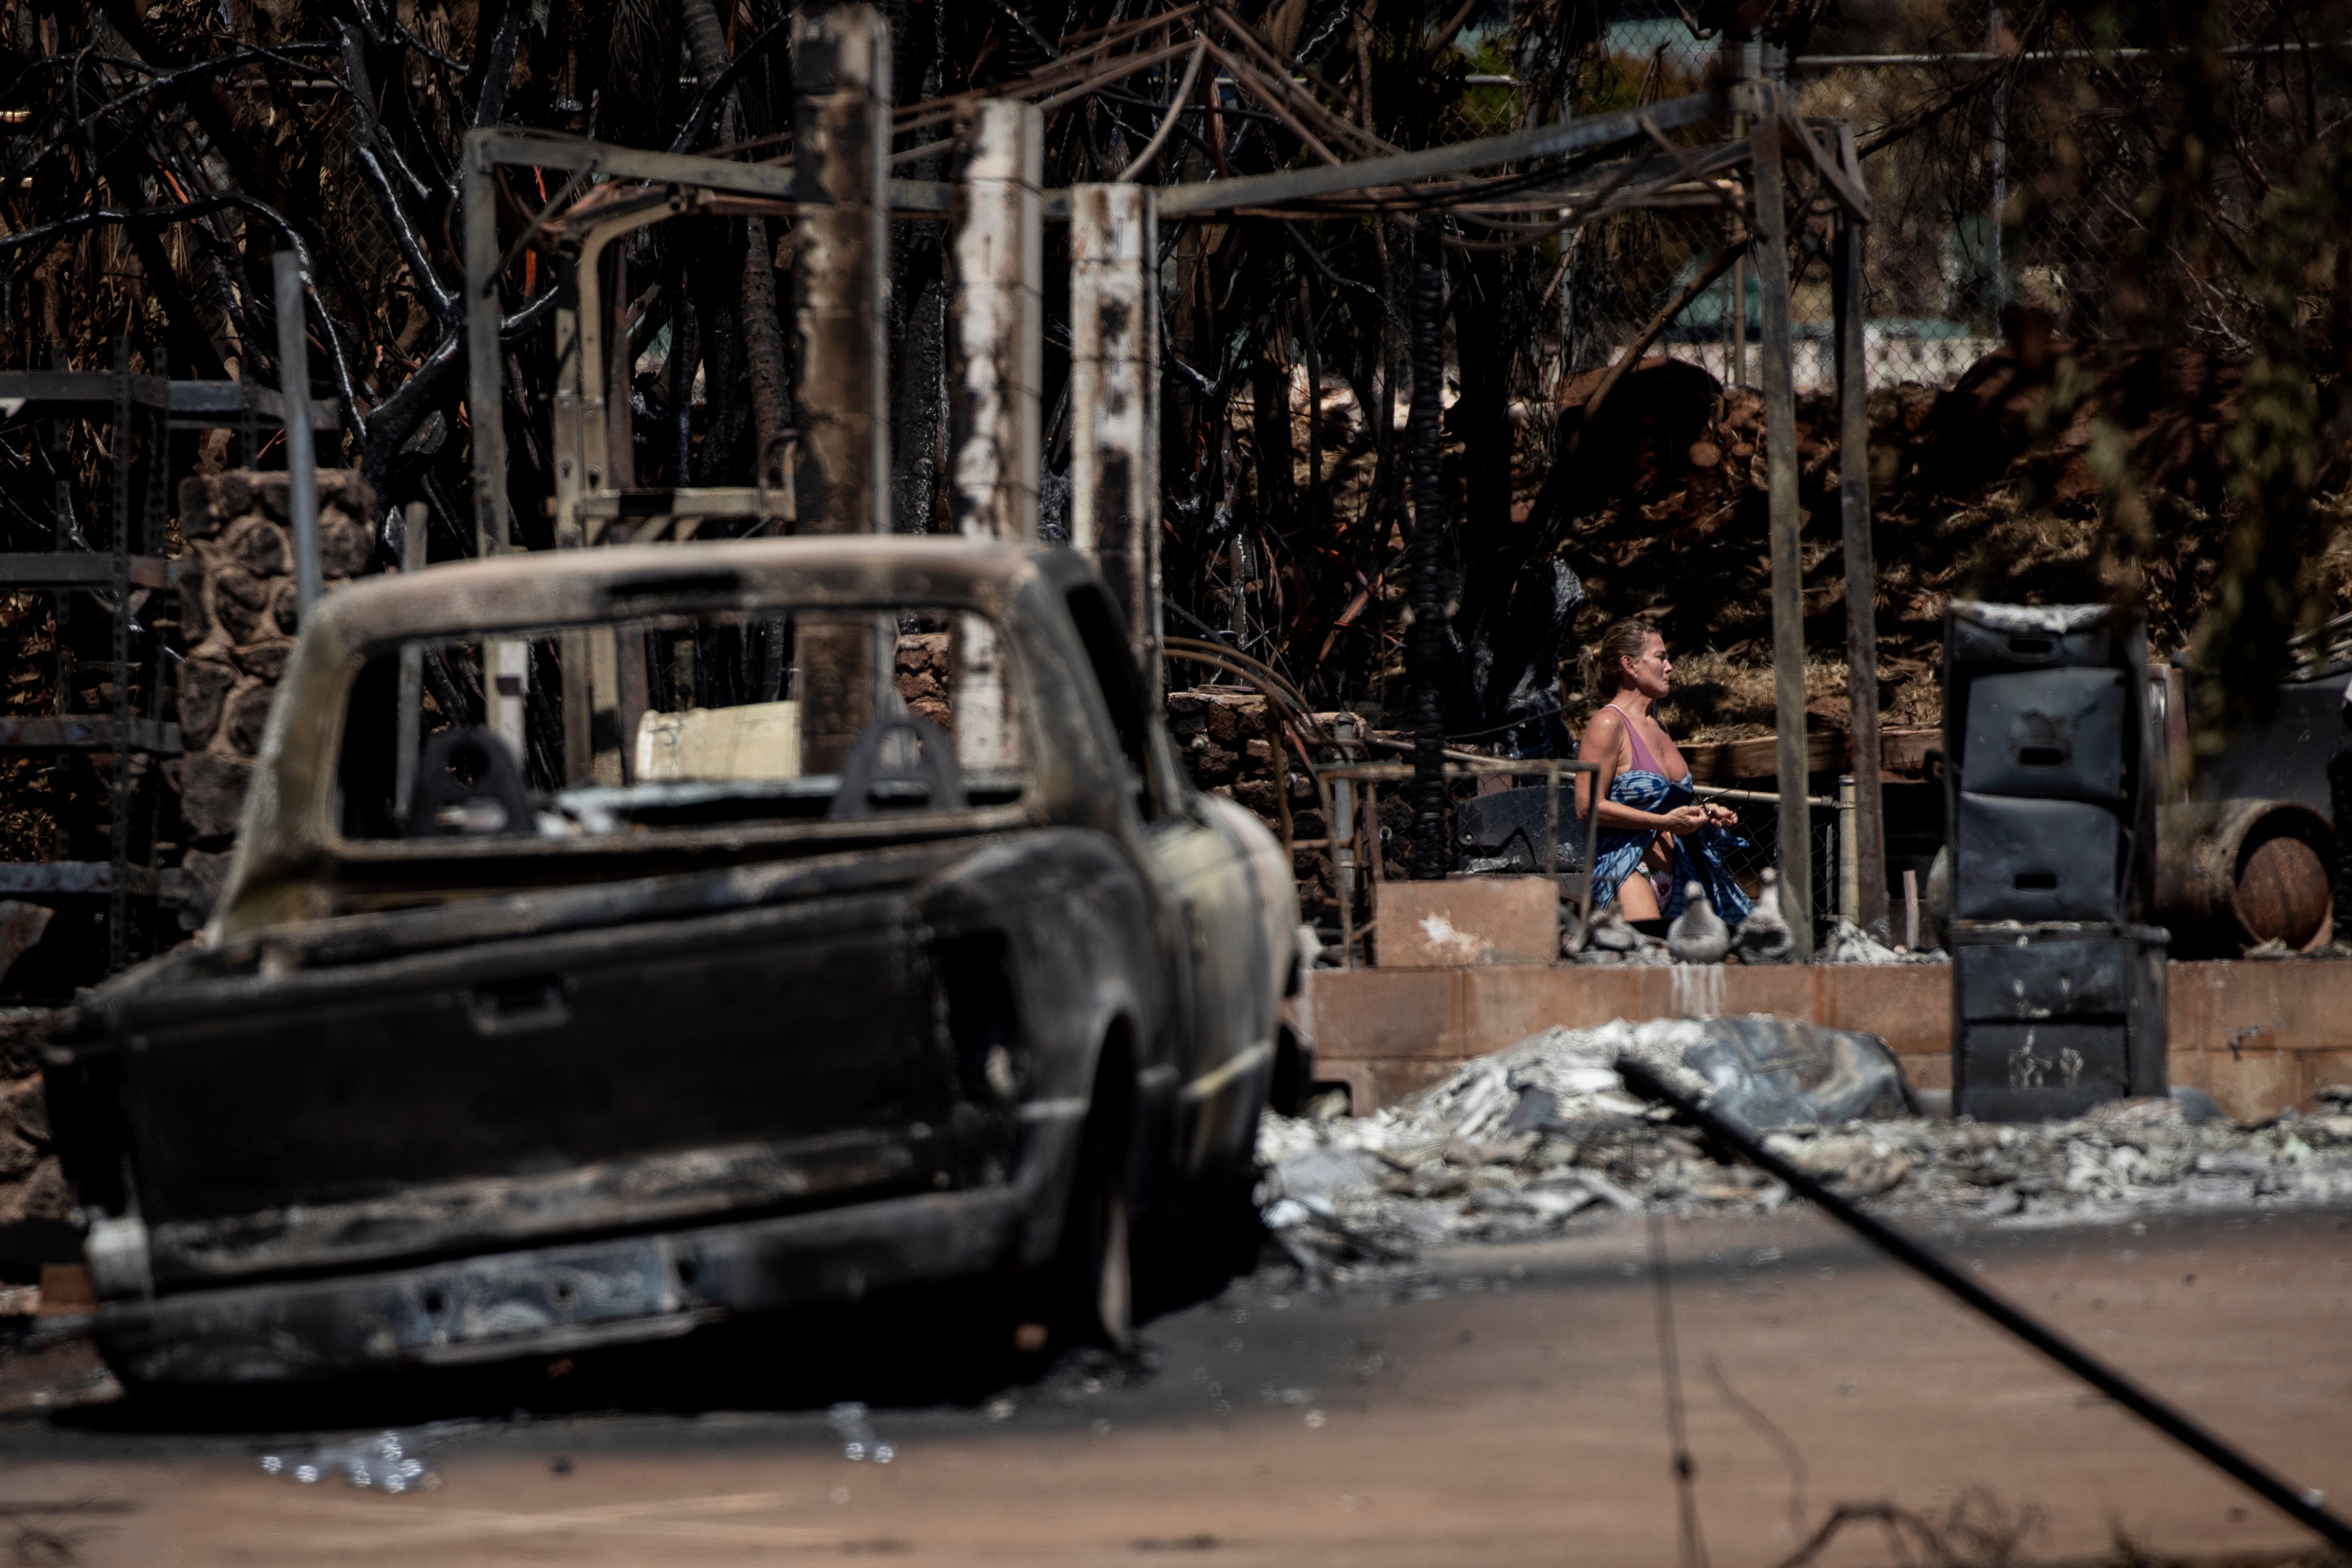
[458,127,957,558]
[452,69,1891,940]
[1137,74,1883,942]
[1312,757,1605,968]
[0,355,335,971]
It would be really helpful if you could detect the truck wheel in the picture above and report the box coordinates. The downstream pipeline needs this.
[1054,1121,1133,1353]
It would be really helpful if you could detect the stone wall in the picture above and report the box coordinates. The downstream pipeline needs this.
[0,1009,68,1271]
[172,470,375,925]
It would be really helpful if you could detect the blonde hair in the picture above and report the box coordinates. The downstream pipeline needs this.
[1586,619,1661,699]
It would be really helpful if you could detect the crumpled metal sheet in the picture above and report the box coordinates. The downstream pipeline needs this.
[1683,1016,1917,1134]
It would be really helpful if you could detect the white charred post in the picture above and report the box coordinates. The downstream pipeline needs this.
[947,99,1042,771]
[793,2,893,772]
[1751,86,1813,955]
[1069,183,1161,700]
[949,98,1044,541]
[1833,124,1890,940]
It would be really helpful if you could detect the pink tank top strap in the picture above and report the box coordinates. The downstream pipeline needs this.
[1605,702,1662,775]
[1605,702,1690,784]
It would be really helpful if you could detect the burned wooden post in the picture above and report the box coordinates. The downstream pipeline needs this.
[1406,211,1448,882]
[1748,81,1813,953]
[793,1,894,771]
[1069,183,1161,698]
[950,99,1044,541]
[793,2,893,534]
[1834,124,1890,940]
[949,100,1042,767]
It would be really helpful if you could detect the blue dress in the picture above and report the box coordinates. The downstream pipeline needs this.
[1582,768,1755,923]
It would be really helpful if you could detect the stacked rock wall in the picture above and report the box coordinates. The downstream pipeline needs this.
[0,1010,68,1267]
[172,470,376,924]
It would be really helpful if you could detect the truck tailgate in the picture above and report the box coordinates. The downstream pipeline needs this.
[62,889,952,1289]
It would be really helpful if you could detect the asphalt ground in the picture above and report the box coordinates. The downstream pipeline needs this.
[0,1203,2348,1566]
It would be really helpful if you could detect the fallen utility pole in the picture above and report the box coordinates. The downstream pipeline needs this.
[1612,1059,2352,1557]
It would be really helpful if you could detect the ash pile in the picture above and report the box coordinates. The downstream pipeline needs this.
[1258,1019,2352,1273]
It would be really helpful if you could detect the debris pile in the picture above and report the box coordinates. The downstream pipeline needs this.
[1259,1020,2352,1270]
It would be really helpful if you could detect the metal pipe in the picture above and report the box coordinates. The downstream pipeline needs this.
[395,502,427,822]
[1788,41,2350,67]
[1749,94,1812,954]
[1613,1057,2352,1560]
[1331,712,1359,916]
[272,251,321,615]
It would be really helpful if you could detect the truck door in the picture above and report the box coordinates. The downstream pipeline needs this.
[1061,587,1270,1181]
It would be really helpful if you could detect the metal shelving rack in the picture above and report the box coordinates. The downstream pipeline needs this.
[0,341,332,975]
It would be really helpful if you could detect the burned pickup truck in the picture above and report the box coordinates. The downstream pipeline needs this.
[44,538,1300,1385]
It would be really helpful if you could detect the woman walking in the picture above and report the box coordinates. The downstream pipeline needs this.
[1574,620,1753,930]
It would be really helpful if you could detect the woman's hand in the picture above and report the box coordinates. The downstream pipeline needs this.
[1658,804,1709,834]
[1701,801,1739,827]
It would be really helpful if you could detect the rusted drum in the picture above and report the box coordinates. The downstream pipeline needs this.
[2155,800,2336,955]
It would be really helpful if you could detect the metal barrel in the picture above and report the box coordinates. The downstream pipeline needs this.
[2154,799,2335,954]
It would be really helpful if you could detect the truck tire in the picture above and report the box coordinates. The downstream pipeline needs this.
[1052,1117,1133,1352]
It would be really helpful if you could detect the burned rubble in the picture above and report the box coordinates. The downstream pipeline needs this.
[1259,1021,2352,1271]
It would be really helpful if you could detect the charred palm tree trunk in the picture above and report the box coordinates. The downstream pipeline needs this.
[679,0,792,495]
[1407,211,1449,880]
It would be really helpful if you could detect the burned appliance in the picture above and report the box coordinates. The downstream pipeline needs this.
[1943,602,2168,1121]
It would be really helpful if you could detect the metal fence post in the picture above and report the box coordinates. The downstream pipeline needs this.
[273,252,321,616]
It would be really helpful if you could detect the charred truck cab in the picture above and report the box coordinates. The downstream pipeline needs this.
[45,540,1298,1384]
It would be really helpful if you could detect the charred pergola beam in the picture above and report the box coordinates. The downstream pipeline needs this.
[1152,90,1726,216]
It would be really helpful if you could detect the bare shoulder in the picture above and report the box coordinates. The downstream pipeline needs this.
[1576,707,1625,757]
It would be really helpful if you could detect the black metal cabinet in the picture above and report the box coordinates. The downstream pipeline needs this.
[1942,602,2168,1121]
